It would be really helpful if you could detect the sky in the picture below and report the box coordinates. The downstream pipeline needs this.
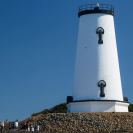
[0,0,133,121]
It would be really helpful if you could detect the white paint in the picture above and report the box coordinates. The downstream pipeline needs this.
[69,11,129,112]
[74,13,123,101]
[68,101,129,112]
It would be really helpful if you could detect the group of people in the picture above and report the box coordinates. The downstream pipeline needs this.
[27,124,40,132]
[0,120,41,132]
[0,120,19,133]
[9,120,19,129]
[20,121,41,132]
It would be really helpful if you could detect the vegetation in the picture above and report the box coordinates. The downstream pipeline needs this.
[128,104,133,112]
[31,103,67,116]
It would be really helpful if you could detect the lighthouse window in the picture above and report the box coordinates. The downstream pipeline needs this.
[96,27,104,44]
[98,80,106,97]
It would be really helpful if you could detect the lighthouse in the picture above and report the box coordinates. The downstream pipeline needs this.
[67,3,129,112]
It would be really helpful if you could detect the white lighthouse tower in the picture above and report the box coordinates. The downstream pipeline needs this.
[67,3,129,112]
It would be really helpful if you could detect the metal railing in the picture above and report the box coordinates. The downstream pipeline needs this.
[79,3,114,12]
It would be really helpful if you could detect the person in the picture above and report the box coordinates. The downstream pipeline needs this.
[37,125,40,131]
[14,120,19,129]
[31,125,34,132]
[27,126,30,131]
[1,122,4,129]
[0,121,4,133]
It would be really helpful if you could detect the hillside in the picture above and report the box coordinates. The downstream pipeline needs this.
[19,103,133,126]
[31,103,67,116]
[19,103,67,127]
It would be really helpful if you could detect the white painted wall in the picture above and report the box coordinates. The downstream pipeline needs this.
[73,13,123,101]
[68,101,129,112]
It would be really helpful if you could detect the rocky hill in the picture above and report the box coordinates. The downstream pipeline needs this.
[5,103,132,133]
[21,103,133,124]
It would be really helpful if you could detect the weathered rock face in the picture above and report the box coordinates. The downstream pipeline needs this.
[27,113,133,133]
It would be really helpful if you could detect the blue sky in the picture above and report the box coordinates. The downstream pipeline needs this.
[0,0,133,121]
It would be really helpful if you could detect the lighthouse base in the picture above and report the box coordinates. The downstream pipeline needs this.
[67,100,129,112]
